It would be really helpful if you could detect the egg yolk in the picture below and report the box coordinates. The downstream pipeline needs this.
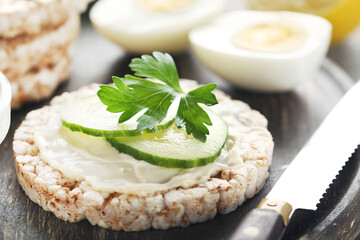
[232,22,307,53]
[135,0,195,12]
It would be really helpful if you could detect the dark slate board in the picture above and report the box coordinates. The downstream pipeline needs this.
[1,9,359,240]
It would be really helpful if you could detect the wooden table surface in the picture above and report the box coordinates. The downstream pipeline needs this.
[1,4,360,240]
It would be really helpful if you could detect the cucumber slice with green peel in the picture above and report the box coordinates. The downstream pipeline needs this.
[107,110,228,168]
[60,95,175,137]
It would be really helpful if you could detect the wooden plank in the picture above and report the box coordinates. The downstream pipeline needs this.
[1,8,359,240]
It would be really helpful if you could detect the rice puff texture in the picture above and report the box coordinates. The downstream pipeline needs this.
[0,13,80,82]
[11,54,72,109]
[0,0,92,38]
[13,80,274,231]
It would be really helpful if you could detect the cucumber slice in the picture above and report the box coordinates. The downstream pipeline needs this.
[107,110,228,168]
[60,95,175,137]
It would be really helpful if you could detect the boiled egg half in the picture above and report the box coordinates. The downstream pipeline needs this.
[189,10,332,91]
[90,0,225,54]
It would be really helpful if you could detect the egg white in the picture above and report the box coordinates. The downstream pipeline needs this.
[90,0,225,53]
[189,11,332,91]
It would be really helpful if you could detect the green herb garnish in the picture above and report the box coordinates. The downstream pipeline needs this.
[97,52,218,142]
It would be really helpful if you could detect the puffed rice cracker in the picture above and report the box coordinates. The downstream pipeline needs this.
[13,80,274,231]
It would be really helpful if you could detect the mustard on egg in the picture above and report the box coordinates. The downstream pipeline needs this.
[232,22,307,53]
[135,0,195,12]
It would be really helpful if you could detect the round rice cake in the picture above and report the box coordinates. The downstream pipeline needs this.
[11,54,71,109]
[13,80,274,231]
[0,0,91,39]
[0,13,80,82]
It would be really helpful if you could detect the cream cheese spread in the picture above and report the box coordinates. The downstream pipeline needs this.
[34,83,271,194]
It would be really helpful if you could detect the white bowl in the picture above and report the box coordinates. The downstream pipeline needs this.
[189,11,332,92]
[0,72,11,144]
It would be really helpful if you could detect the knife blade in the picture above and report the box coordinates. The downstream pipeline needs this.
[230,80,360,240]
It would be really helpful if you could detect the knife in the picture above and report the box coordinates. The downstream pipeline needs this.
[230,80,360,240]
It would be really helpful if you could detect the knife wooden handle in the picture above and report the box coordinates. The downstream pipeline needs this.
[230,198,292,240]
[229,209,284,240]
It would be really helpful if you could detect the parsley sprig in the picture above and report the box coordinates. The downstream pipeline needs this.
[97,52,218,142]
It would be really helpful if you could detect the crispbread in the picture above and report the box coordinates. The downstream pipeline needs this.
[11,54,71,109]
[13,80,273,231]
[0,0,91,39]
[0,14,80,82]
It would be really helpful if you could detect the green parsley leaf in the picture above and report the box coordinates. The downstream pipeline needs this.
[97,52,218,142]
[176,84,218,142]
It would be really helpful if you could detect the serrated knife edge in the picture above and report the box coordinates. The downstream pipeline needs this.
[267,80,360,213]
[230,81,360,240]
